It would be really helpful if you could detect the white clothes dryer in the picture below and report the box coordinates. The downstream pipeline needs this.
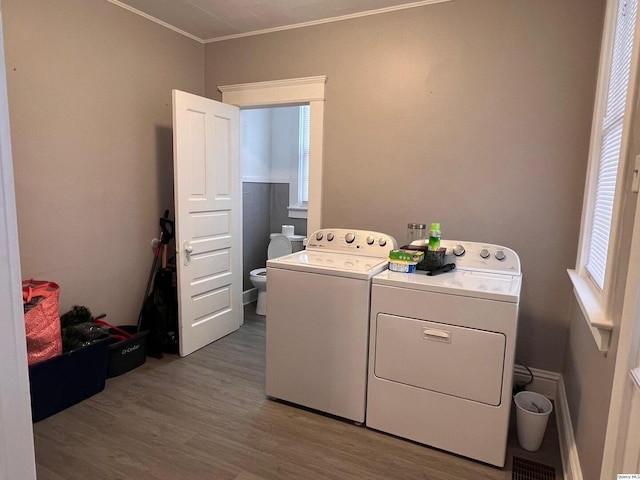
[366,240,522,467]
[266,228,397,423]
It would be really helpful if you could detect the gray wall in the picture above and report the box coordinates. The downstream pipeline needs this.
[204,0,606,372]
[243,182,306,290]
[4,0,204,324]
[563,300,616,479]
[243,183,271,291]
[269,184,307,237]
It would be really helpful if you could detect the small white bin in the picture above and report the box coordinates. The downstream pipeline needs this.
[514,391,553,451]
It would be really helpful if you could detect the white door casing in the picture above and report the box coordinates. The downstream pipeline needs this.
[172,90,242,357]
[600,177,640,478]
[0,5,37,477]
[219,76,326,234]
[600,1,640,472]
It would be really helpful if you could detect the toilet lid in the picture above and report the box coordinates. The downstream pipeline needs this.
[268,235,293,259]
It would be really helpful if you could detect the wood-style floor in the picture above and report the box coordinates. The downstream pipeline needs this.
[33,303,563,479]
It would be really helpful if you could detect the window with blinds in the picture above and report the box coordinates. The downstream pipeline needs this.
[299,105,310,204]
[586,0,638,290]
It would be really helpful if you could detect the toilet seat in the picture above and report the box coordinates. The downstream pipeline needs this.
[250,267,267,277]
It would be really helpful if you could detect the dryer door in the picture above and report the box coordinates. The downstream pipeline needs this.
[373,314,506,405]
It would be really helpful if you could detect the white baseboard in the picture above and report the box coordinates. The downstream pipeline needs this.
[555,375,583,480]
[514,365,560,400]
[513,366,582,480]
[243,288,258,305]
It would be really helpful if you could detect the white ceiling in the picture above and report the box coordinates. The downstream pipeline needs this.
[108,0,448,43]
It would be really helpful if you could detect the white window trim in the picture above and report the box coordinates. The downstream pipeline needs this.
[287,105,310,219]
[242,176,291,184]
[287,205,308,219]
[567,270,614,352]
[569,0,640,354]
[219,76,325,233]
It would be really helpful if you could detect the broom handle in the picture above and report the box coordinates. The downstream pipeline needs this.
[138,242,161,332]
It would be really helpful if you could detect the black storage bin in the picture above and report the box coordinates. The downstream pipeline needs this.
[401,245,446,271]
[106,326,147,377]
[28,337,109,422]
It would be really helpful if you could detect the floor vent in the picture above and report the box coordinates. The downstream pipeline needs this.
[512,457,556,480]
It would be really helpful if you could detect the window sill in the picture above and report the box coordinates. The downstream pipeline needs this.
[288,205,308,219]
[567,269,614,355]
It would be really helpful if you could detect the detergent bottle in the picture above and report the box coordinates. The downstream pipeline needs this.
[428,223,441,251]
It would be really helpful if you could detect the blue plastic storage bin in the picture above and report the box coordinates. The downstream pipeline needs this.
[28,337,109,422]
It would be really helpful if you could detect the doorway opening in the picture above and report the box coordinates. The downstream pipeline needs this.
[240,104,309,302]
[219,76,326,306]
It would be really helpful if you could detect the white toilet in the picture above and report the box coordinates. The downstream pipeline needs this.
[250,233,305,316]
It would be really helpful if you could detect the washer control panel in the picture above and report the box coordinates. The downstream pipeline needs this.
[443,240,520,274]
[409,239,521,275]
[306,229,398,258]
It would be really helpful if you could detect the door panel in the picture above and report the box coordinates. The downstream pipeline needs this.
[190,251,231,281]
[191,211,229,237]
[173,90,242,356]
[192,287,231,322]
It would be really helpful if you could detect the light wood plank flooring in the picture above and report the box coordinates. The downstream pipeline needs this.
[33,303,563,479]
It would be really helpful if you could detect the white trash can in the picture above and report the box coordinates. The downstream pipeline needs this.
[514,391,553,451]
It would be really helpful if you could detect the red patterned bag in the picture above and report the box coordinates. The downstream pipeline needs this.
[22,279,63,365]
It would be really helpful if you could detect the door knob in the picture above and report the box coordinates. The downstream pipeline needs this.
[184,241,193,265]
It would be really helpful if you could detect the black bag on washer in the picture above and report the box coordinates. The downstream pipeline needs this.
[140,267,178,358]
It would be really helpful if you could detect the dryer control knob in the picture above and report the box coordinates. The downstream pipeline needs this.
[327,233,334,241]
[480,248,490,259]
[366,235,375,245]
[345,233,355,244]
[379,238,387,247]
[315,232,323,241]
[453,245,466,256]
[495,250,506,261]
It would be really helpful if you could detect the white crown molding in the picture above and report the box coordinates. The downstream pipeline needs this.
[106,0,204,43]
[107,0,452,44]
[205,0,451,43]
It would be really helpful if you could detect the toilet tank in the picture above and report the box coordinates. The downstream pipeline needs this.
[269,233,305,253]
[290,235,305,253]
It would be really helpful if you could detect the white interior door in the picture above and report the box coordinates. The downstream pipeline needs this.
[172,90,242,357]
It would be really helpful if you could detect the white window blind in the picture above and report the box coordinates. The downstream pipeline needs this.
[586,0,638,289]
[299,105,310,204]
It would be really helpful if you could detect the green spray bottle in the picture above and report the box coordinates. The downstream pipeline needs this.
[428,223,441,251]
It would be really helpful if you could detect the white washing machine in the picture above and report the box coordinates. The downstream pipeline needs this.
[266,228,397,423]
[366,240,522,467]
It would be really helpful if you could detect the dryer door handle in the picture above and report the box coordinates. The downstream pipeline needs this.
[422,328,451,343]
